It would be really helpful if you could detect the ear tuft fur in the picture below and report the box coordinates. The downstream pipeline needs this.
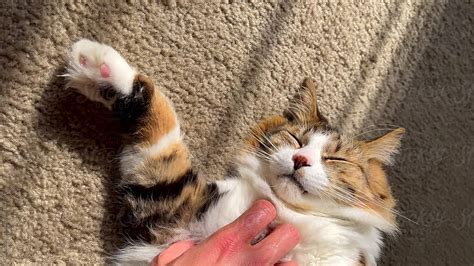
[285,78,326,123]
[362,128,405,164]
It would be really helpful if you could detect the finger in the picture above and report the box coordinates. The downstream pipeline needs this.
[253,223,300,264]
[275,260,298,266]
[221,200,277,243]
[152,240,195,266]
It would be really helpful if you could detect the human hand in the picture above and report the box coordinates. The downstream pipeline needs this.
[152,200,300,266]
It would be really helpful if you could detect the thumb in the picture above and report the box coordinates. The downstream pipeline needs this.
[152,240,195,266]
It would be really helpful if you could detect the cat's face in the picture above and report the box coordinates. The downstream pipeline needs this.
[244,79,404,228]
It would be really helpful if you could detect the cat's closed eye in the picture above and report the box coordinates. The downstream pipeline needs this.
[323,156,348,162]
[284,130,303,147]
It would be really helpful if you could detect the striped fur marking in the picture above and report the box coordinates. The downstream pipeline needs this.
[122,169,198,201]
[196,183,222,218]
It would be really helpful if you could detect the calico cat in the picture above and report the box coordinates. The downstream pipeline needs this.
[65,39,405,265]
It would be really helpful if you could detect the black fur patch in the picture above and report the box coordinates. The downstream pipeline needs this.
[121,169,198,201]
[196,183,222,219]
[99,85,117,101]
[112,80,151,129]
[140,197,191,227]
[121,176,222,239]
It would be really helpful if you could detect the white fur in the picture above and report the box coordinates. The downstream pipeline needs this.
[295,134,331,192]
[64,39,136,108]
[264,133,331,204]
[120,127,181,176]
[113,244,165,265]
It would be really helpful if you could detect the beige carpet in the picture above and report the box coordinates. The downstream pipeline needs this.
[1,0,473,264]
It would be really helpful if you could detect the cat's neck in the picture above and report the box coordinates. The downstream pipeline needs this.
[223,154,387,265]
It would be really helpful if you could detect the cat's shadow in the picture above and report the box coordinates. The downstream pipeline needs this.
[36,64,125,260]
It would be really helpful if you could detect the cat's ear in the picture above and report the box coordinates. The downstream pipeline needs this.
[362,128,406,164]
[285,78,326,123]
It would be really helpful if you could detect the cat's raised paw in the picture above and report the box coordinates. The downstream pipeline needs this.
[65,39,136,108]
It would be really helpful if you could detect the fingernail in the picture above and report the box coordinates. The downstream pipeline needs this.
[244,200,276,228]
[244,208,267,228]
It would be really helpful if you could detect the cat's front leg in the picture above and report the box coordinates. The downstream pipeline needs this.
[65,39,184,175]
[64,40,218,257]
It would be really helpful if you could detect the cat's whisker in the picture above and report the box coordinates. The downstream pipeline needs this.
[329,184,384,211]
[259,133,279,152]
[329,184,417,224]
[327,184,393,220]
[249,130,278,154]
[328,187,363,207]
[328,188,393,225]
[234,148,268,161]
[331,184,402,215]
[234,146,275,162]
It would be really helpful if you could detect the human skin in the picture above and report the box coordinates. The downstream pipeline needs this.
[152,200,300,266]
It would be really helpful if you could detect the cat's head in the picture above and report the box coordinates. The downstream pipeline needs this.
[242,79,404,232]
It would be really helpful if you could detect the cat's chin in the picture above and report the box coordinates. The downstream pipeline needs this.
[274,172,330,198]
[270,179,325,209]
[279,173,308,193]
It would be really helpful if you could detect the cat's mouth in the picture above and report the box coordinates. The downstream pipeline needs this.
[283,173,308,194]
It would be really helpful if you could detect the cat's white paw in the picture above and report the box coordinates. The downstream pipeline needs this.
[65,39,136,108]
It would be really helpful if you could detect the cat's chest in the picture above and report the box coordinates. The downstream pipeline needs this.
[186,179,371,265]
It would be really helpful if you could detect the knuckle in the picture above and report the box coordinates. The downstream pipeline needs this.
[213,230,241,256]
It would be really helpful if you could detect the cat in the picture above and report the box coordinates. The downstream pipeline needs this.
[64,39,405,265]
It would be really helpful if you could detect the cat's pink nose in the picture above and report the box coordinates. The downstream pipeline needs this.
[292,154,310,171]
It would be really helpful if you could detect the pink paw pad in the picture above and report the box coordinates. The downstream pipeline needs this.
[100,63,110,78]
[79,55,87,67]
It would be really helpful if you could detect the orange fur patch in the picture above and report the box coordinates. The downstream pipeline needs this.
[244,115,288,149]
[134,74,178,147]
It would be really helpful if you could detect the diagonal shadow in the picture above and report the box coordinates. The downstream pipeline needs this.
[201,1,408,179]
[345,1,474,264]
[201,1,297,173]
[334,1,407,132]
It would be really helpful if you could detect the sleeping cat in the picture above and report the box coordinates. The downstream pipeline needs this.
[64,39,405,265]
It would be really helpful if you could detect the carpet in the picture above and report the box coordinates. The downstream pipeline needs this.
[1,0,473,264]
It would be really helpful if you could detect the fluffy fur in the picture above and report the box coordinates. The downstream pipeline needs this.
[65,39,405,265]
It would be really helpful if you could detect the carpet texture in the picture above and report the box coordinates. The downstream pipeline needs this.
[1,1,473,264]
